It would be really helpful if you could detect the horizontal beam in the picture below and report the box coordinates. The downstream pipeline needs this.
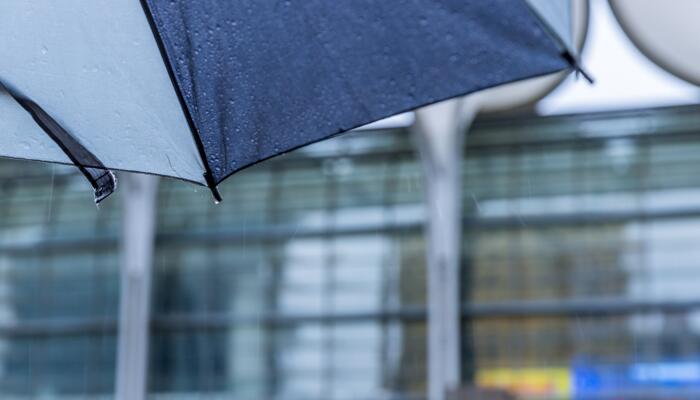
[5,203,700,255]
[469,104,700,149]
[5,298,700,338]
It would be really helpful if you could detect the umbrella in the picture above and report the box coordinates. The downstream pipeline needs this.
[0,0,585,203]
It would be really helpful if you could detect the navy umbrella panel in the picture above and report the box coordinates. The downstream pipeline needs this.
[0,0,577,202]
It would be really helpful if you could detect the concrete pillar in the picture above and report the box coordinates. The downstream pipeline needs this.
[115,174,159,400]
[413,98,479,400]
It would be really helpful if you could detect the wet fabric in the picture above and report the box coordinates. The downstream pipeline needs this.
[0,0,573,201]
[144,0,569,184]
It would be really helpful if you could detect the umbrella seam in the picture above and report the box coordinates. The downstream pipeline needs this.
[139,0,222,202]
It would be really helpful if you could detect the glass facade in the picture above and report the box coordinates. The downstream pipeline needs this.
[464,106,700,399]
[0,105,700,399]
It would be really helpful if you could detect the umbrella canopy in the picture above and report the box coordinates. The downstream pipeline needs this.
[0,0,579,202]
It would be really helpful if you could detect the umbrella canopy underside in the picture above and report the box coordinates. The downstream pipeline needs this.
[0,0,572,202]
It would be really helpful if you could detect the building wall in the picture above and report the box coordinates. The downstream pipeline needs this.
[0,106,699,399]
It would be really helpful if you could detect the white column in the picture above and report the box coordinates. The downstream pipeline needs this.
[413,98,479,400]
[115,174,159,400]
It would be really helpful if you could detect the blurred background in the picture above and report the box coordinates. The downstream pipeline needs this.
[1,0,700,399]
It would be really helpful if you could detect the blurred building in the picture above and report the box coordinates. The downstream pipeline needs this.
[1,104,700,399]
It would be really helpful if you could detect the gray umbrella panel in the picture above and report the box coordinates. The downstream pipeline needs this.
[0,0,575,202]
[526,0,575,54]
[0,1,205,188]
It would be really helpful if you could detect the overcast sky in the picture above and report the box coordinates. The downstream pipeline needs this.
[538,0,700,114]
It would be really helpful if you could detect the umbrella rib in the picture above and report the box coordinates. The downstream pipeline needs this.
[0,79,116,203]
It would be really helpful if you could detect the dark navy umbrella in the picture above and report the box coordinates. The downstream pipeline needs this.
[0,0,583,202]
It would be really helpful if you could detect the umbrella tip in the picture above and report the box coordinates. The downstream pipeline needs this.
[203,172,223,204]
[211,188,222,204]
[562,51,594,85]
[94,171,117,205]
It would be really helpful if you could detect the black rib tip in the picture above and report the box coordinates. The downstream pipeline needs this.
[210,186,223,204]
[577,68,595,85]
[203,172,223,203]
[93,171,117,204]
[561,51,594,85]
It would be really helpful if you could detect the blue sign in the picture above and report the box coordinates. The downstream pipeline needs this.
[573,359,700,397]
